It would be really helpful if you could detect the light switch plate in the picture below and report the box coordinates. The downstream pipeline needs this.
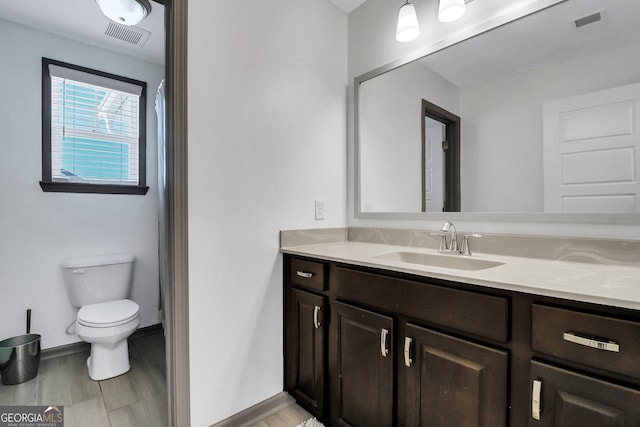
[315,200,325,220]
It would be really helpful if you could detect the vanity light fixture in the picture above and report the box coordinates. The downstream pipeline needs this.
[396,0,420,43]
[95,0,151,26]
[438,0,466,22]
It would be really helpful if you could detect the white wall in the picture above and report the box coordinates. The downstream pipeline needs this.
[348,0,640,239]
[0,19,164,349]
[360,61,459,212]
[187,0,347,424]
[460,40,640,213]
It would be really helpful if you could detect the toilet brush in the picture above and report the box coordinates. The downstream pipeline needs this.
[27,309,31,334]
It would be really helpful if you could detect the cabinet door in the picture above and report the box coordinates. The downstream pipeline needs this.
[530,361,640,427]
[285,288,326,418]
[400,323,508,427]
[331,301,394,427]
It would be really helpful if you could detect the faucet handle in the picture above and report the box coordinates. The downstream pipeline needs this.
[460,234,482,256]
[430,232,449,253]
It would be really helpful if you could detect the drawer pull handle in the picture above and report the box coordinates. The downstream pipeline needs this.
[296,271,314,279]
[313,305,321,329]
[563,332,620,353]
[380,329,389,357]
[404,337,413,367]
[532,379,542,420]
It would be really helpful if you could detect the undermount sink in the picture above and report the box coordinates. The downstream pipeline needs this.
[374,251,504,271]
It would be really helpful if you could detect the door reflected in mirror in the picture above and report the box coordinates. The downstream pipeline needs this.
[421,99,460,212]
[424,116,446,212]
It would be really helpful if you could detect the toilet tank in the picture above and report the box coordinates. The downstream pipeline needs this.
[62,254,135,308]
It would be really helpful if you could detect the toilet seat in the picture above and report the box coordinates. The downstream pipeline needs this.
[78,299,139,328]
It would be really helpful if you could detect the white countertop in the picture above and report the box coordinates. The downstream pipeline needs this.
[281,241,640,310]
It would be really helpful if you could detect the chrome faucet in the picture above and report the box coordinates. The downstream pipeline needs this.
[435,221,482,255]
[441,221,458,252]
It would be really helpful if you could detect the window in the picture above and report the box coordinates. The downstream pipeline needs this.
[40,58,148,194]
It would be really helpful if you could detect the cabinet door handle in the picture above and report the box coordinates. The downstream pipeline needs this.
[532,379,542,421]
[296,271,314,279]
[404,337,413,367]
[563,332,620,352]
[380,328,389,357]
[313,305,321,329]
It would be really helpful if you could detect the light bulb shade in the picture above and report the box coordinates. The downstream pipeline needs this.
[438,0,466,22]
[396,2,420,42]
[96,0,151,26]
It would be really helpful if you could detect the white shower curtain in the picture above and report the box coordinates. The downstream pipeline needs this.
[155,80,168,329]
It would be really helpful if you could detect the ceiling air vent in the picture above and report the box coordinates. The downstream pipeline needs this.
[574,12,601,28]
[571,9,607,30]
[102,19,151,46]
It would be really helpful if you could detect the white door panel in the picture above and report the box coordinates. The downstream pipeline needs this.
[561,147,635,184]
[544,82,640,213]
[562,195,635,213]
[425,119,444,212]
[561,101,634,141]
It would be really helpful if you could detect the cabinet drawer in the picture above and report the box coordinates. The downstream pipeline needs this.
[290,258,326,291]
[334,267,509,343]
[532,304,640,380]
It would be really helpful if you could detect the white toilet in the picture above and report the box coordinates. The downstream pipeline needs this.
[62,254,140,381]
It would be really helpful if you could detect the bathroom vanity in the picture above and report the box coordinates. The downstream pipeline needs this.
[281,232,640,426]
[285,0,640,424]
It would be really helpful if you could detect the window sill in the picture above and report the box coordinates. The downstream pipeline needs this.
[39,181,149,195]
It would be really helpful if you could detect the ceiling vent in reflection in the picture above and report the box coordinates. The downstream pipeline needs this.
[572,9,607,30]
[102,19,151,46]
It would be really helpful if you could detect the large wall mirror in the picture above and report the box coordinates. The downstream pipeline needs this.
[356,0,640,221]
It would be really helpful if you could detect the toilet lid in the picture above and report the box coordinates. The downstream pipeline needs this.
[78,299,139,328]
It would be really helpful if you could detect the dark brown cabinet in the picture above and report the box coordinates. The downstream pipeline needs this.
[529,361,640,426]
[529,304,640,426]
[330,301,394,427]
[285,287,326,418]
[399,323,508,427]
[283,254,640,426]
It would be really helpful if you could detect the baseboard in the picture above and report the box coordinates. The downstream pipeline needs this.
[211,392,294,427]
[41,341,90,360]
[41,323,164,360]
[131,323,164,338]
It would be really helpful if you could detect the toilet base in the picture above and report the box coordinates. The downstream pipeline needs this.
[86,339,131,381]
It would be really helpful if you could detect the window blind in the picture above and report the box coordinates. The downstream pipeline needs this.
[49,66,141,185]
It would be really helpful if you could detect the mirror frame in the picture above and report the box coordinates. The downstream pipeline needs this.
[354,0,640,225]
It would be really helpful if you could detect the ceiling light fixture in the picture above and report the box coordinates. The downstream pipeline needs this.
[396,0,420,42]
[438,0,466,22]
[95,0,151,27]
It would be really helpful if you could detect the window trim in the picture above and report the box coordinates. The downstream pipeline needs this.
[40,57,149,195]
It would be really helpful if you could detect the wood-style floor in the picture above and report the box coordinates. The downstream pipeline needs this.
[248,403,314,427]
[0,331,167,427]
